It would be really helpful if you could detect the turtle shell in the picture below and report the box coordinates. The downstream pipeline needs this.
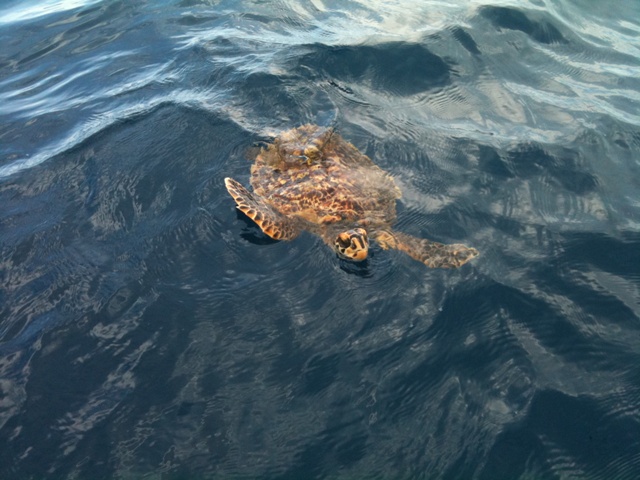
[250,124,401,229]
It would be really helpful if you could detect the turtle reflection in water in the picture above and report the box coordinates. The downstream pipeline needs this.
[225,125,478,268]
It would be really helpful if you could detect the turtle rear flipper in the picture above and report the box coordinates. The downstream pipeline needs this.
[224,177,300,240]
[375,230,478,268]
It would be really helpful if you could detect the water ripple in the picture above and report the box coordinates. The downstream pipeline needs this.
[1,0,640,478]
[0,0,104,26]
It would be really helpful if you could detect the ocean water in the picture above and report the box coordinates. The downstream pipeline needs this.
[1,0,640,478]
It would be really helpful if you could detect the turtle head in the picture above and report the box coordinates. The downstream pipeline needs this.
[334,228,369,261]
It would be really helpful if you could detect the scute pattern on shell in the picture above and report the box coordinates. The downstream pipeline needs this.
[250,124,400,230]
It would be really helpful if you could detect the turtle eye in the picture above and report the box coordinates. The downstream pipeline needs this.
[336,234,351,249]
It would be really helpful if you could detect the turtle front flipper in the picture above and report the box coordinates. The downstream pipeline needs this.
[224,177,300,240]
[375,230,478,268]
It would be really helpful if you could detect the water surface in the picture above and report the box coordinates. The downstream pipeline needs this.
[1,0,640,478]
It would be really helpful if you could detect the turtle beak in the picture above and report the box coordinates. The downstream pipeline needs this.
[335,228,369,261]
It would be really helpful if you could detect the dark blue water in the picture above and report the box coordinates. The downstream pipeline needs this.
[1,0,640,478]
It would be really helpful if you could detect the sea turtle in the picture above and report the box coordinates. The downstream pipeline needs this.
[224,124,479,268]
